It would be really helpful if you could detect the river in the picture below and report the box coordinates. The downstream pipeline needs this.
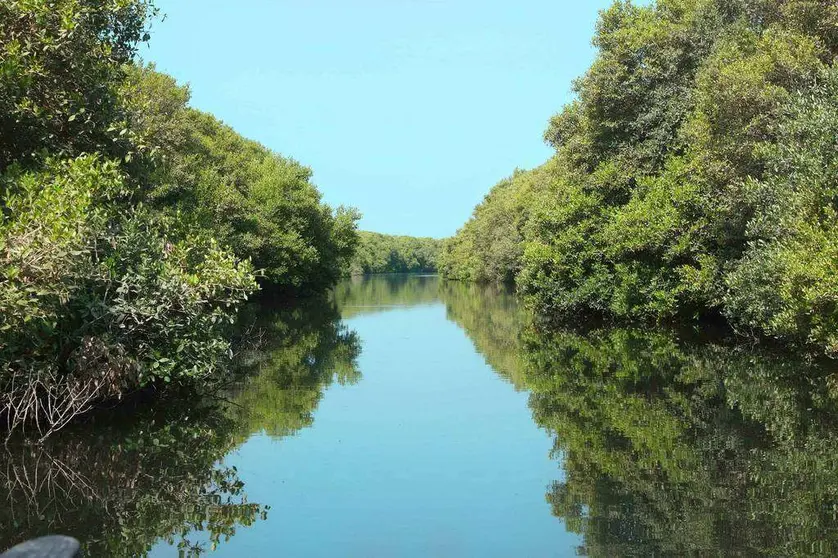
[3,274,838,556]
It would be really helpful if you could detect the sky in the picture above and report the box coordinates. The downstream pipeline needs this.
[142,1,616,238]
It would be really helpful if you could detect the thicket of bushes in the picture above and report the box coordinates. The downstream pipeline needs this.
[0,0,359,438]
[440,0,838,355]
[123,65,360,291]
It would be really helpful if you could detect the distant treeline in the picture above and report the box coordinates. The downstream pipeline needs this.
[345,231,442,275]
[0,1,359,438]
[441,0,838,356]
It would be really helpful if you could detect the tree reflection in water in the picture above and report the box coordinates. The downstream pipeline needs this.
[1,403,261,556]
[0,294,361,556]
[524,326,838,556]
[7,276,838,556]
[438,277,838,556]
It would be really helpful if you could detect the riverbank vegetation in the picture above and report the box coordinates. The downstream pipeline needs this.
[0,296,360,555]
[344,231,442,275]
[440,0,838,355]
[0,0,359,438]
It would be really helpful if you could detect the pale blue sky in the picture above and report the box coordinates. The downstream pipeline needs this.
[143,1,616,238]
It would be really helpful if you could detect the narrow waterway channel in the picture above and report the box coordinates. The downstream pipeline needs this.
[4,275,838,556]
[149,274,580,556]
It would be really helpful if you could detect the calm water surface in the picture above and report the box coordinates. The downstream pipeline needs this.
[4,275,838,556]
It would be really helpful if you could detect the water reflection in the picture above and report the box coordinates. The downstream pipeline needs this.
[438,280,527,390]
[5,276,838,556]
[0,295,360,556]
[0,403,262,556]
[338,275,838,556]
[332,274,440,318]
[523,326,838,556]
[229,296,361,439]
[334,275,527,388]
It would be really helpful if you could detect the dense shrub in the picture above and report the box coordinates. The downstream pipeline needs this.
[0,157,256,438]
[122,64,360,291]
[0,0,156,171]
[723,66,838,352]
[0,1,359,437]
[443,0,838,354]
[439,161,554,283]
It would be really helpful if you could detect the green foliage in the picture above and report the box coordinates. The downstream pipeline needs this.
[0,0,156,170]
[439,161,554,283]
[171,108,359,291]
[346,231,442,275]
[444,0,838,354]
[723,66,838,353]
[0,157,257,437]
[122,64,360,292]
[1,3,360,436]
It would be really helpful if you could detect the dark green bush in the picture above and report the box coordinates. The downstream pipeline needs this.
[444,0,838,354]
[121,64,360,292]
[0,156,257,439]
[439,161,554,283]
[1,0,362,437]
[0,0,156,171]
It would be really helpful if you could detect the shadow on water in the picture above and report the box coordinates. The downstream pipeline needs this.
[0,294,361,556]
